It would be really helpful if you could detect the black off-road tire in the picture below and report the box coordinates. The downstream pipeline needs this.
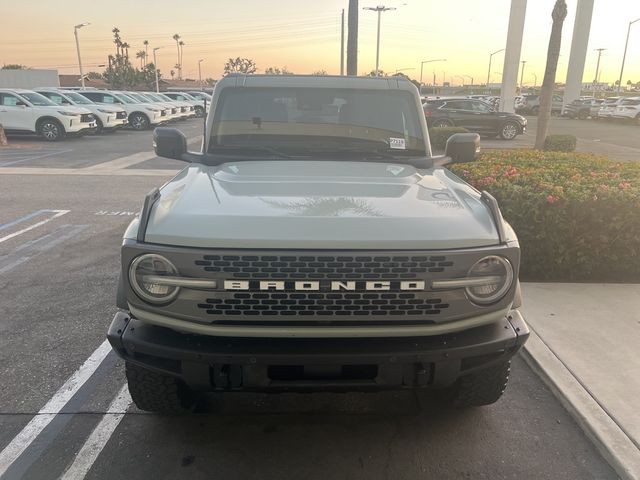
[436,360,511,407]
[125,362,197,414]
[94,118,104,134]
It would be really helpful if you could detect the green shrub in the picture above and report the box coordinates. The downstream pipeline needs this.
[429,127,469,151]
[450,150,640,282]
[543,134,576,152]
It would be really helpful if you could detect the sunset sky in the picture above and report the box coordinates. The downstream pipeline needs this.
[2,0,639,86]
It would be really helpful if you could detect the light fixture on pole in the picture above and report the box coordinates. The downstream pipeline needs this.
[617,18,639,93]
[74,22,90,90]
[363,5,396,76]
[593,48,606,83]
[198,59,204,89]
[153,47,162,93]
[519,60,527,89]
[487,48,505,87]
[419,59,446,84]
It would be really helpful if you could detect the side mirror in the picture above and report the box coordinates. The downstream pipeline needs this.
[154,128,187,160]
[16,101,27,107]
[445,133,480,163]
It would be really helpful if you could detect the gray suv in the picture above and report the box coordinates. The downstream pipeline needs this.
[108,75,529,413]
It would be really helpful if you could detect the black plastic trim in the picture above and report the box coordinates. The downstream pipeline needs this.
[481,191,506,243]
[136,188,161,243]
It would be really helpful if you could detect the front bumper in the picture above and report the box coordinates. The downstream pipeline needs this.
[107,309,529,392]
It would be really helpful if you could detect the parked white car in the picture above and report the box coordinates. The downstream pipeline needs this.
[162,91,206,117]
[35,88,127,133]
[124,91,181,122]
[612,97,640,124]
[76,90,166,130]
[0,88,96,141]
[146,92,195,119]
[596,97,622,120]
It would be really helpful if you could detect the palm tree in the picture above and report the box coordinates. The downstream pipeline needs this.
[136,50,146,69]
[143,40,149,64]
[534,0,568,149]
[121,42,130,59]
[112,27,121,56]
[179,40,185,79]
[172,34,181,79]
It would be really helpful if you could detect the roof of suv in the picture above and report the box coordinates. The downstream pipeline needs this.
[217,74,418,91]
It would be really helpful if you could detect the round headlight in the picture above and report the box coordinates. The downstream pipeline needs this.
[129,254,180,304]
[465,255,514,305]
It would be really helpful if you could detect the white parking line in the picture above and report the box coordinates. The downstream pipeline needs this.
[0,340,113,477]
[59,385,132,480]
[0,210,69,244]
[0,149,73,167]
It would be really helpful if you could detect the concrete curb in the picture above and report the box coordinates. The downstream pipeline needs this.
[522,330,640,480]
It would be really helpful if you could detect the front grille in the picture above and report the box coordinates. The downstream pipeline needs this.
[171,108,177,114]
[197,291,449,318]
[195,254,454,280]
[81,114,94,123]
[116,111,127,119]
[181,107,188,113]
[160,110,167,116]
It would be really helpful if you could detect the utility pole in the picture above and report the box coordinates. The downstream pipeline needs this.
[363,5,396,76]
[519,60,527,88]
[420,59,446,84]
[347,0,358,75]
[487,48,505,87]
[198,59,204,89]
[340,9,345,75]
[532,72,538,87]
[617,18,640,93]
[74,22,90,89]
[153,47,162,93]
[593,48,605,83]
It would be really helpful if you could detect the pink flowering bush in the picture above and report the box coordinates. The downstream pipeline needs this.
[450,150,640,281]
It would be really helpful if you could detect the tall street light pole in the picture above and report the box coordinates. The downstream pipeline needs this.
[363,5,396,76]
[617,18,640,93]
[420,58,446,84]
[593,48,606,83]
[340,9,345,75]
[519,60,527,89]
[153,47,162,93]
[74,22,90,90]
[198,59,204,89]
[487,48,505,87]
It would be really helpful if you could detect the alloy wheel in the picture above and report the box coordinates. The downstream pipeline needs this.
[501,123,518,140]
[41,122,60,141]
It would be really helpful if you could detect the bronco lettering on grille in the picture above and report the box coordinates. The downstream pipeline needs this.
[223,280,426,291]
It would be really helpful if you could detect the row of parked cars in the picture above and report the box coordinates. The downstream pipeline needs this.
[0,88,212,141]
[516,94,640,124]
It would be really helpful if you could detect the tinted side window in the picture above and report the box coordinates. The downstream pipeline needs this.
[444,100,473,111]
[81,92,101,102]
[1,93,21,106]
[470,101,492,113]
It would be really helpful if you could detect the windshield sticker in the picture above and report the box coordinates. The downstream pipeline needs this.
[389,138,406,150]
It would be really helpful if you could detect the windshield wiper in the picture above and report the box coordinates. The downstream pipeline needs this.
[211,144,295,158]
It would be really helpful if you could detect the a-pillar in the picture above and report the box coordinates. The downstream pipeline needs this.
[500,0,527,113]
[563,0,595,106]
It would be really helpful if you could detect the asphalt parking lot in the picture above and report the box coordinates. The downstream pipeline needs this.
[483,115,640,160]
[0,119,621,479]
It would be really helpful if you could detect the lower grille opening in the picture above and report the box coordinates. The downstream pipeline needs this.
[268,364,378,381]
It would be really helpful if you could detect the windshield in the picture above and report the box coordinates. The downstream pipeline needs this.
[208,87,426,157]
[155,93,174,102]
[128,92,151,103]
[64,91,94,105]
[18,91,57,106]
[113,93,139,104]
[179,92,196,100]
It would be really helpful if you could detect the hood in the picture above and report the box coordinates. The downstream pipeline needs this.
[45,105,92,115]
[144,161,499,249]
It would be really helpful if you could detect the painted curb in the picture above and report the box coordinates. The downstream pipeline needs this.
[522,330,640,480]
